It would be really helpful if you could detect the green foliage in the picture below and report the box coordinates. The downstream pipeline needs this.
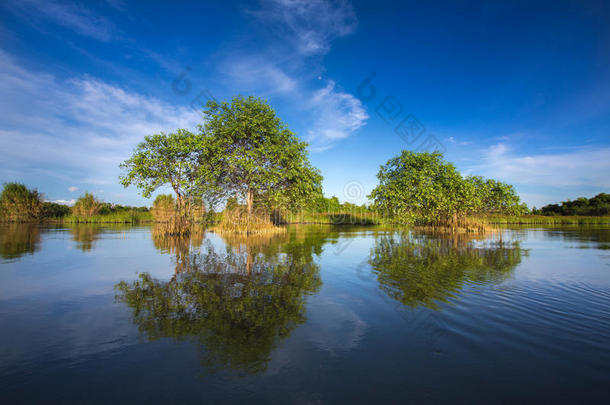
[200,96,323,213]
[533,193,610,216]
[0,182,43,222]
[72,193,101,217]
[62,211,152,224]
[119,96,322,230]
[41,202,71,218]
[480,214,610,225]
[119,129,213,218]
[369,151,526,225]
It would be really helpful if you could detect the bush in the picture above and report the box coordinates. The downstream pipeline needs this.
[41,202,71,218]
[0,182,43,222]
[72,193,101,217]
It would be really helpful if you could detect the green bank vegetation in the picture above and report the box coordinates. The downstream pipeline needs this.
[0,183,152,224]
[532,193,610,216]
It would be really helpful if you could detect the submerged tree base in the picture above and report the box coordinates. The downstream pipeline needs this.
[153,215,194,236]
[213,208,286,235]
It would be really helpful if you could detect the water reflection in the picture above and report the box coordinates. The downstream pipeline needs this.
[0,223,41,260]
[70,225,103,252]
[369,231,525,309]
[115,226,327,374]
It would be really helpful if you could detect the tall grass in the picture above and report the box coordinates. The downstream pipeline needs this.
[214,207,286,235]
[282,210,380,225]
[479,214,610,225]
[63,210,153,224]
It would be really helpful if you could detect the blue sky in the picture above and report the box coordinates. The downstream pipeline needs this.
[1,0,609,208]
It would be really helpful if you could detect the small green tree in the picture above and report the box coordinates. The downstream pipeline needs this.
[119,129,215,218]
[0,183,42,222]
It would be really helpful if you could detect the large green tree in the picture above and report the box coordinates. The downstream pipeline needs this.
[199,96,322,215]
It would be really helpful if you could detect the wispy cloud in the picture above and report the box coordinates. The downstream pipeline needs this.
[4,0,118,42]
[223,0,366,150]
[221,55,298,95]
[307,80,368,150]
[0,50,199,202]
[250,0,357,56]
[68,186,79,192]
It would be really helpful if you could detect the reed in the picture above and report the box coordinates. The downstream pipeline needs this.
[63,211,153,224]
[478,214,610,225]
[151,194,175,222]
[213,207,286,235]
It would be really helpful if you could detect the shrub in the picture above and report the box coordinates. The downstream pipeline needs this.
[0,183,42,222]
[41,202,71,218]
[72,193,101,217]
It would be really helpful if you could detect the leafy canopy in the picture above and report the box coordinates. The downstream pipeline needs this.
[119,129,206,201]
[199,96,322,211]
[369,150,525,224]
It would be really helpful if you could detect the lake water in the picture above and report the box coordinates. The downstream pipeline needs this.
[1,224,609,403]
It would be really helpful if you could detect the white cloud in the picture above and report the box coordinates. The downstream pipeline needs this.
[217,0,366,151]
[4,0,118,42]
[252,0,357,56]
[47,199,76,206]
[68,186,79,192]
[221,56,298,95]
[307,80,368,150]
[0,50,200,202]
[466,143,610,206]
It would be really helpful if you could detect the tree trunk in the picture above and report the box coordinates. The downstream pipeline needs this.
[247,188,253,216]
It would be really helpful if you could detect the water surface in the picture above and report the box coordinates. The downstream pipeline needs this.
[1,223,609,403]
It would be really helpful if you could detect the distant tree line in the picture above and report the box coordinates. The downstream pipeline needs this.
[532,193,610,216]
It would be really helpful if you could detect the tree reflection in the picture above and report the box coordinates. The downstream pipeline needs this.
[70,225,103,252]
[115,227,326,374]
[369,231,524,310]
[0,223,41,260]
